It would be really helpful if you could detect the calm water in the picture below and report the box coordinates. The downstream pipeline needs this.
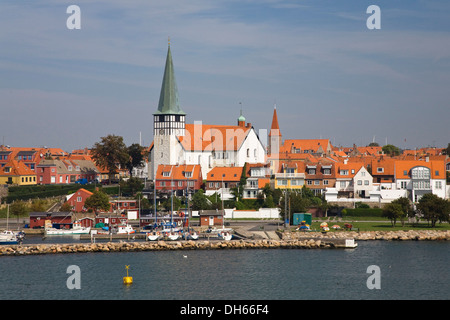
[0,241,448,300]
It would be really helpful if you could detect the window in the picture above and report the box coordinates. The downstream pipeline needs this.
[314,180,320,185]
[357,180,362,185]
[246,148,250,157]
[307,180,312,185]
[377,168,384,173]
[323,180,329,185]
[340,181,346,188]
[361,171,365,177]
[163,172,170,177]
[209,182,214,188]
[323,169,331,175]
[278,179,287,186]
[364,180,369,185]
[185,172,192,178]
[77,197,82,202]
[435,171,439,176]
[178,181,183,187]
[188,181,194,187]
[340,170,348,175]
[308,169,316,175]
[160,181,165,187]
[436,181,442,189]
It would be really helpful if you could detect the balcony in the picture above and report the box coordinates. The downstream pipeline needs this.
[275,172,305,179]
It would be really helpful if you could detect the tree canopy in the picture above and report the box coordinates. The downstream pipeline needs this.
[416,193,450,228]
[91,135,129,182]
[84,189,111,214]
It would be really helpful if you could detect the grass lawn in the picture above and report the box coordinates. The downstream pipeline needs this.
[309,218,450,232]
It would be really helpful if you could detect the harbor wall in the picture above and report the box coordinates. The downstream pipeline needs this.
[0,230,448,256]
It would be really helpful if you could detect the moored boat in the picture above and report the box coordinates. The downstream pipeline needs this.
[218,230,232,241]
[0,230,24,245]
[45,221,91,235]
[147,231,163,241]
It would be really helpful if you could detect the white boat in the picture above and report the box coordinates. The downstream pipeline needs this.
[45,221,91,235]
[218,231,232,241]
[116,224,135,234]
[186,231,199,240]
[0,230,24,245]
[147,231,163,241]
[45,225,91,235]
[165,231,180,241]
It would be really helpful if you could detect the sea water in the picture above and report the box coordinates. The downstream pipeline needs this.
[0,241,448,300]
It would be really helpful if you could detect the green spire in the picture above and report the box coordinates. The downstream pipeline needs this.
[154,45,186,115]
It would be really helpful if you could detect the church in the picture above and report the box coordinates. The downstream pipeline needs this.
[148,44,266,179]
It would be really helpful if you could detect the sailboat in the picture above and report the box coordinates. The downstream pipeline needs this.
[0,205,25,244]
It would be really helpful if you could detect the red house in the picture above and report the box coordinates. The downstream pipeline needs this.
[65,188,93,212]
[155,164,203,196]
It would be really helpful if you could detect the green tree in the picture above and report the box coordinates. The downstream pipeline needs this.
[9,200,30,218]
[84,189,111,214]
[91,135,129,183]
[382,202,404,227]
[120,177,143,196]
[392,197,412,226]
[382,144,401,156]
[191,189,210,211]
[416,193,450,228]
[126,143,148,177]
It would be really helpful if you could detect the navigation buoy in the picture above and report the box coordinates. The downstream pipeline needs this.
[123,265,133,285]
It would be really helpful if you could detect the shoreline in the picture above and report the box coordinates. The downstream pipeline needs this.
[0,230,448,256]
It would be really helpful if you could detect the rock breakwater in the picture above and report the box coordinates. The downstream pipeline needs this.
[0,230,447,256]
[0,238,328,256]
[282,230,450,241]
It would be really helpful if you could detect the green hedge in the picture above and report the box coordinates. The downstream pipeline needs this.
[342,208,383,217]
[4,184,98,203]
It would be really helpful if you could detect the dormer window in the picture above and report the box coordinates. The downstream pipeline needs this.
[185,172,192,178]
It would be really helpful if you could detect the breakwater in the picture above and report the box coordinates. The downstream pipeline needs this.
[0,230,448,256]
[282,229,450,241]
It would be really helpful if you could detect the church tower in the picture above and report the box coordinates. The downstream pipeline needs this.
[153,43,186,171]
[268,105,282,155]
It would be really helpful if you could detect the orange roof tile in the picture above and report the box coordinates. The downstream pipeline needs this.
[156,164,202,181]
[0,160,36,176]
[206,166,243,182]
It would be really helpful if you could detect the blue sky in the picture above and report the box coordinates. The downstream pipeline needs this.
[1,0,450,152]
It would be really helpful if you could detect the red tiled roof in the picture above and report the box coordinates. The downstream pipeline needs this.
[206,166,243,182]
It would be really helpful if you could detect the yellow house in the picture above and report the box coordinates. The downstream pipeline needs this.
[274,161,305,190]
[0,160,37,185]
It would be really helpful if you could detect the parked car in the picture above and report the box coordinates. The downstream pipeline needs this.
[75,178,88,185]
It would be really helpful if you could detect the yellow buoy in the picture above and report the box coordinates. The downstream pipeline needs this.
[123,265,133,285]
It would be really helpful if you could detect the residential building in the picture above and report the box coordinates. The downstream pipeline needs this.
[0,160,37,185]
[65,188,93,212]
[274,161,305,190]
[155,164,203,196]
[394,159,446,202]
[243,163,271,199]
[303,160,336,196]
[335,160,372,198]
[205,166,243,200]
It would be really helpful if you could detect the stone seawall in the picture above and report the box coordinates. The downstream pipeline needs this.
[0,230,448,256]
[282,230,450,241]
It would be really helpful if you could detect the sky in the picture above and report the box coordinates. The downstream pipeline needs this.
[1,0,450,152]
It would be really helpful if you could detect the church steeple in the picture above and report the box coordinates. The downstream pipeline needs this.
[153,43,186,137]
[268,104,282,155]
[154,44,186,116]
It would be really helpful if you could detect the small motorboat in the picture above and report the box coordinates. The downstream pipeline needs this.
[0,230,24,245]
